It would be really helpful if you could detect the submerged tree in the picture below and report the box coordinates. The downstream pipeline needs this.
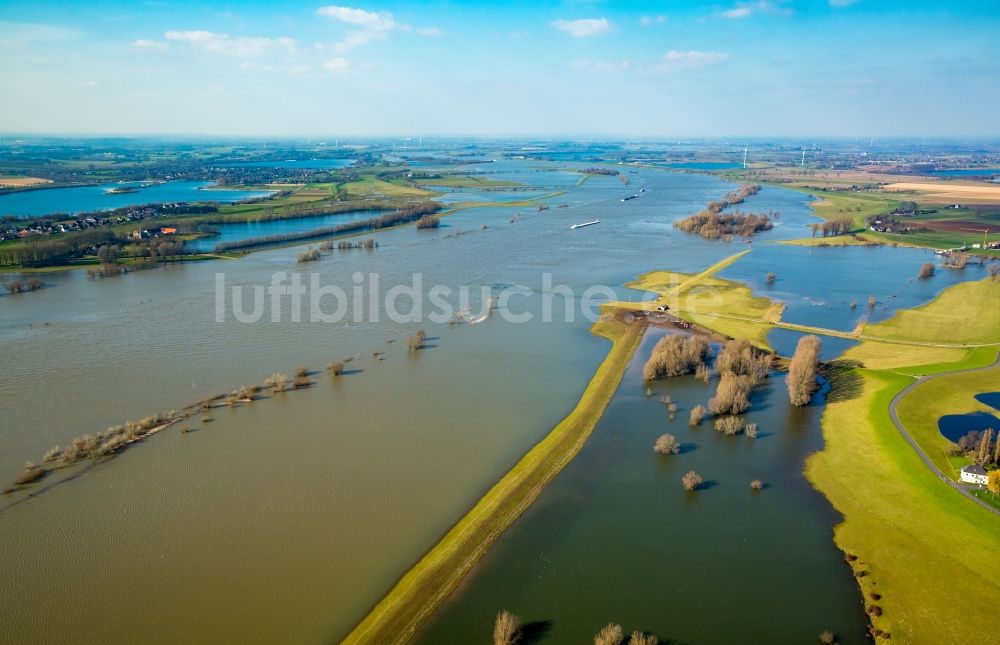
[643,334,712,381]
[493,610,521,645]
[714,416,744,436]
[918,262,935,278]
[787,335,822,407]
[629,632,658,645]
[689,404,707,427]
[682,470,704,492]
[708,372,752,415]
[593,623,624,645]
[654,433,680,455]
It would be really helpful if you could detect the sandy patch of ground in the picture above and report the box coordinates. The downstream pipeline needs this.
[882,182,1000,204]
[0,176,53,187]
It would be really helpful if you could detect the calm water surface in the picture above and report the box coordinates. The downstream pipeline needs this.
[0,181,274,218]
[0,162,982,643]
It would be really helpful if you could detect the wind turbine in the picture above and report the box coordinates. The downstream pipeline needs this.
[742,147,748,169]
[800,149,806,167]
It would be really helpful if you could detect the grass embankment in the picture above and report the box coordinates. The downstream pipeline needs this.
[343,316,646,645]
[803,278,1000,643]
[409,175,518,188]
[860,278,1000,346]
[806,360,1000,644]
[622,250,780,349]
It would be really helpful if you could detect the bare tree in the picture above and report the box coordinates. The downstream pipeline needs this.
[682,471,703,492]
[654,433,680,455]
[630,632,658,645]
[787,335,822,407]
[689,404,707,427]
[493,610,521,645]
[594,623,624,645]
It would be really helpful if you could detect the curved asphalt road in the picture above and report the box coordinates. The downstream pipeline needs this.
[888,354,1000,517]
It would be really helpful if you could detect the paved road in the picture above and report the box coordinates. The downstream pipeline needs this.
[888,354,1000,517]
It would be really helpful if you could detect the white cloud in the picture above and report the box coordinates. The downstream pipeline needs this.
[316,6,395,31]
[720,1,790,19]
[640,15,668,27]
[164,30,297,57]
[551,18,611,38]
[323,57,351,72]
[650,50,729,72]
[133,38,168,51]
[569,58,631,74]
[829,0,858,6]
[316,5,439,56]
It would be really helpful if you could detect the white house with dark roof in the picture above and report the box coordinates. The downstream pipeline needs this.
[960,464,989,485]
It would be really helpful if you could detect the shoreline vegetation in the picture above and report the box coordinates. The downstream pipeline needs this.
[673,184,776,241]
[2,329,434,501]
[213,202,441,252]
[629,265,1000,643]
[342,312,645,645]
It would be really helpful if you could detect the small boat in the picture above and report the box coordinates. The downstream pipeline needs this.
[570,220,600,230]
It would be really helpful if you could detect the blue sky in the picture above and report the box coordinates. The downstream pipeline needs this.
[1,1,998,136]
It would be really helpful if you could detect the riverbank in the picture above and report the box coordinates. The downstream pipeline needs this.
[343,313,645,644]
[804,278,1000,643]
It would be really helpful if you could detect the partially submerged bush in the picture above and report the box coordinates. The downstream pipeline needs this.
[264,373,289,391]
[715,339,772,382]
[654,433,680,455]
[714,416,744,436]
[819,630,836,644]
[630,632,658,645]
[43,446,62,462]
[594,623,624,645]
[13,461,45,486]
[708,372,752,415]
[744,422,758,438]
[750,479,763,491]
[689,404,707,427]
[297,248,321,263]
[682,470,703,492]
[293,375,312,389]
[493,610,521,645]
[643,334,711,380]
[294,366,309,378]
[327,361,345,375]
[918,262,935,278]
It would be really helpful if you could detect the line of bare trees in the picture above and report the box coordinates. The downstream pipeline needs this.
[642,334,712,380]
[213,202,441,252]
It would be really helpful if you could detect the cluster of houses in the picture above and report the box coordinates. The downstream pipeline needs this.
[868,217,912,234]
[0,204,187,242]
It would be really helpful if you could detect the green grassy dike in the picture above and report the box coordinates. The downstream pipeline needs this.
[804,279,1000,644]
[342,316,646,645]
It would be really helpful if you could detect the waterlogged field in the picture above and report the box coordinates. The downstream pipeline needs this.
[0,160,992,644]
